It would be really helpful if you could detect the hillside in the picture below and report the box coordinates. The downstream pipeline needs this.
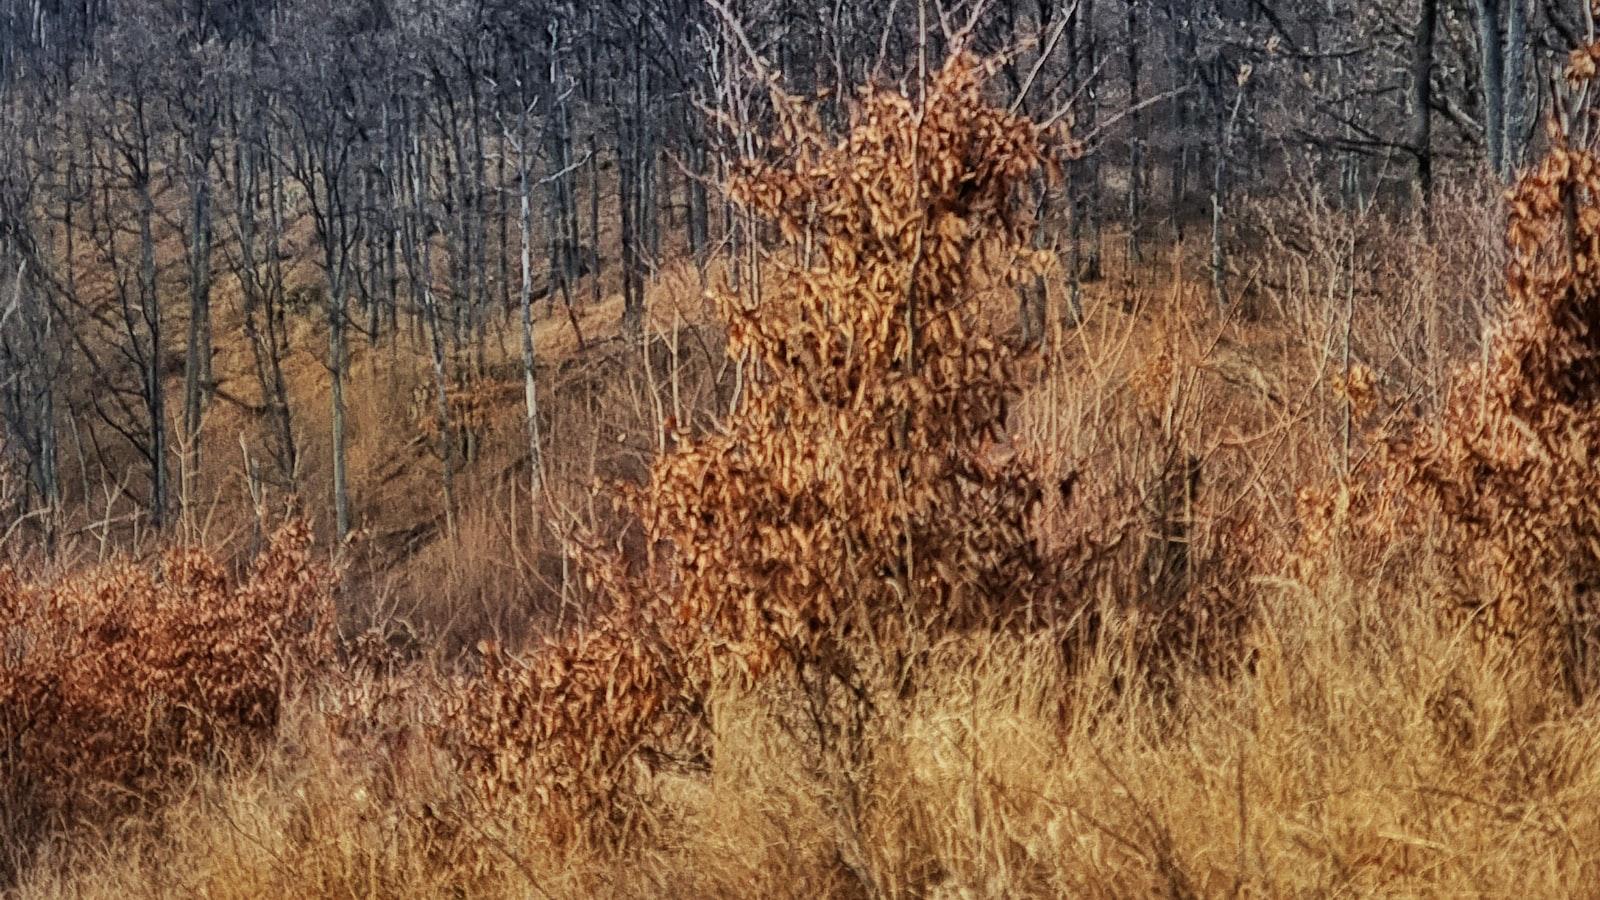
[7,13,1600,899]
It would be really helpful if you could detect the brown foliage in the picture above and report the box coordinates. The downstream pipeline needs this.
[1297,76,1600,697]
[0,522,335,828]
[436,53,1101,827]
[409,370,523,460]
[641,52,1072,671]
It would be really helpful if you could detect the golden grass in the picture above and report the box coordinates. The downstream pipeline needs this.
[14,576,1600,898]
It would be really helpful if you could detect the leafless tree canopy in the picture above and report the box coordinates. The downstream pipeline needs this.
[0,0,1568,537]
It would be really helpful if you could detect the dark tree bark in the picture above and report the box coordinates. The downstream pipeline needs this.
[1474,0,1509,177]
[1412,0,1439,199]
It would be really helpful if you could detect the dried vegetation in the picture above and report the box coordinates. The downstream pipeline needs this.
[12,47,1600,898]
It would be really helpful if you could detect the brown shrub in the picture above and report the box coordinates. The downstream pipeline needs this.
[435,52,1125,832]
[633,51,1077,673]
[0,522,335,843]
[1295,72,1600,699]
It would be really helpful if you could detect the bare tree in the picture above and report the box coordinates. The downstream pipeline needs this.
[276,31,371,541]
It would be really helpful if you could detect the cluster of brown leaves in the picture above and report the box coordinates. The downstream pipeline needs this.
[410,372,521,460]
[1566,33,1600,88]
[438,53,1097,826]
[647,52,1072,671]
[430,604,686,837]
[0,522,335,822]
[1297,83,1600,696]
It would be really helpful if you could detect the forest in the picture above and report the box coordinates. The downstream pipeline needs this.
[5,0,1600,895]
[0,0,1567,539]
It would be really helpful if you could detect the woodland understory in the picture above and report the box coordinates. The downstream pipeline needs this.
[8,1,1600,897]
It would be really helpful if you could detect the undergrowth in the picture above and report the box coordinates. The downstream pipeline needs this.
[9,46,1600,899]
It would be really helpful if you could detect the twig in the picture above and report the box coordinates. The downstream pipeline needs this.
[1008,0,1080,116]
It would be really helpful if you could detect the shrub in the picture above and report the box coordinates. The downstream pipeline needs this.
[1297,64,1600,699]
[0,522,335,852]
[436,52,1116,830]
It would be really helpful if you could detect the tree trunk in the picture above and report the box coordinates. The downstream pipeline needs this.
[235,127,297,488]
[137,178,166,528]
[1126,0,1144,265]
[1503,0,1528,173]
[589,134,602,308]
[518,137,544,499]
[408,114,455,531]
[1411,0,1438,200]
[1473,0,1507,178]
[329,283,350,541]
[262,138,297,483]
[1211,62,1246,311]
[619,65,643,338]
[181,137,213,471]
[1080,0,1102,281]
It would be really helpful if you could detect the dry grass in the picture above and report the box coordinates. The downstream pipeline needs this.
[14,582,1600,898]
